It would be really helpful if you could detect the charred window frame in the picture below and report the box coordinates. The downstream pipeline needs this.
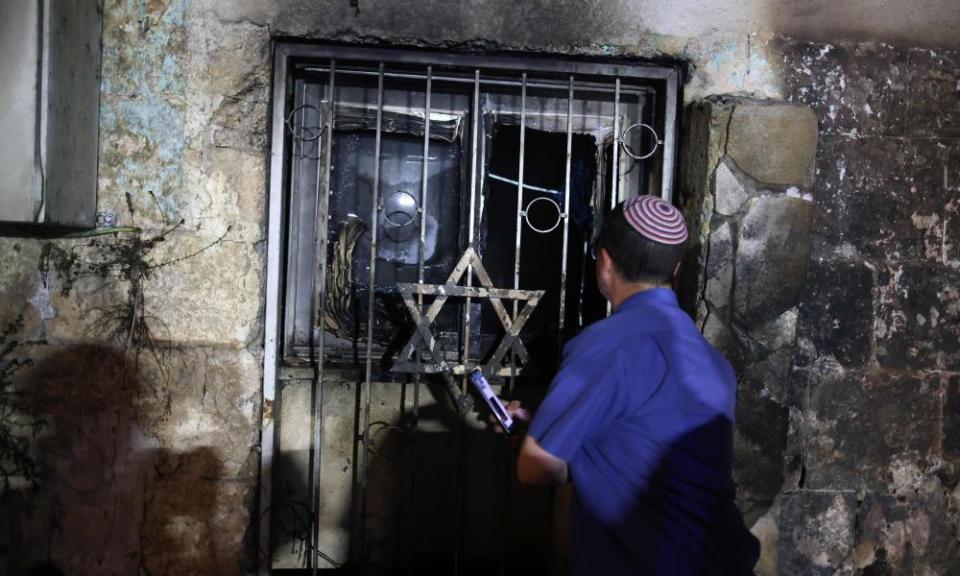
[260,42,681,572]
[274,45,680,366]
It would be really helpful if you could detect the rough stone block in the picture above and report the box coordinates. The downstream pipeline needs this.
[99,0,188,97]
[795,257,874,368]
[702,313,737,364]
[813,135,947,261]
[777,491,857,575]
[776,41,909,137]
[857,489,960,575]
[748,308,798,356]
[142,475,255,575]
[97,93,188,232]
[944,373,960,462]
[750,503,779,576]
[948,142,960,192]
[0,239,44,340]
[733,195,814,325]
[733,379,788,526]
[705,219,735,282]
[136,347,262,481]
[705,262,733,312]
[906,48,960,138]
[22,345,157,573]
[876,263,960,371]
[740,343,796,405]
[726,102,818,187]
[713,159,751,216]
[803,369,941,491]
[179,147,268,242]
[141,234,262,347]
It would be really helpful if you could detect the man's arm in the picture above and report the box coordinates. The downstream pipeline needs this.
[517,429,568,486]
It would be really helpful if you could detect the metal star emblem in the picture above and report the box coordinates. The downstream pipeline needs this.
[393,247,543,402]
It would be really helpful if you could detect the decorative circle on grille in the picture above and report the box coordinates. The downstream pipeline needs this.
[522,196,564,234]
[285,104,325,142]
[619,122,662,160]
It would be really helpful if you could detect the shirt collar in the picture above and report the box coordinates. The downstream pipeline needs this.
[613,287,679,313]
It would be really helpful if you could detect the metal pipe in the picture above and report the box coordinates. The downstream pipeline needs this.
[488,172,560,198]
[302,65,654,97]
[414,67,432,421]
[558,76,574,345]
[359,62,385,571]
[607,77,621,317]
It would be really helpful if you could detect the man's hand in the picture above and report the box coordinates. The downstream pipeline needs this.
[489,399,530,434]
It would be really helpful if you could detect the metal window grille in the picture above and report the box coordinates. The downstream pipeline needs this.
[261,42,680,574]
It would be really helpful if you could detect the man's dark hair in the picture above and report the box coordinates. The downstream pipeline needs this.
[596,204,686,285]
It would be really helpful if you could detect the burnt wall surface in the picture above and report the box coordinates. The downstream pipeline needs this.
[0,0,958,574]
[773,42,960,575]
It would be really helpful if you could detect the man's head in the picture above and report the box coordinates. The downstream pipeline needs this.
[595,196,687,303]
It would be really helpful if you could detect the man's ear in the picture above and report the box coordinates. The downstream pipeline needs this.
[597,247,612,273]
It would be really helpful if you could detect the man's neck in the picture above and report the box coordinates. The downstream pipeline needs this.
[609,281,670,310]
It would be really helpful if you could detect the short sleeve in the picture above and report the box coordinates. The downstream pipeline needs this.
[529,334,665,462]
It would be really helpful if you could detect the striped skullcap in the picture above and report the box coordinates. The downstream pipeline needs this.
[622,195,688,245]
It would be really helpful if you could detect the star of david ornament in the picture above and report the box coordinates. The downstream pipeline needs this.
[393,247,543,405]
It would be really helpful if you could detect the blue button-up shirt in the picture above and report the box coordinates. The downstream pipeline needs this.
[529,288,759,575]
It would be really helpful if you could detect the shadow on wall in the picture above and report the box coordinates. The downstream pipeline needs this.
[268,376,554,575]
[2,345,247,575]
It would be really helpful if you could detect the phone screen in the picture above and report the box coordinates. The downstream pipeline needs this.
[468,369,513,434]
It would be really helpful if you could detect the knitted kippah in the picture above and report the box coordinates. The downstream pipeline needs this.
[622,195,688,245]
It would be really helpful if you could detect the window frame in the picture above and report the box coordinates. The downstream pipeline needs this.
[258,41,681,573]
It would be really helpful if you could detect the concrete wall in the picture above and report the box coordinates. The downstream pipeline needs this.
[0,0,958,574]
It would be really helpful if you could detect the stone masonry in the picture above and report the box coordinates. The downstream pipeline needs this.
[772,41,960,576]
[678,97,818,539]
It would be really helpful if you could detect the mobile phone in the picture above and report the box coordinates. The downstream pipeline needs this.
[468,369,514,435]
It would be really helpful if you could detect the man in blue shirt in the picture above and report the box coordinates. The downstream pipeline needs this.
[507,196,760,575]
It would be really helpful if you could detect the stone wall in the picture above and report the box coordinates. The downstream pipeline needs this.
[0,1,270,573]
[678,96,818,530]
[0,0,959,574]
[773,42,960,575]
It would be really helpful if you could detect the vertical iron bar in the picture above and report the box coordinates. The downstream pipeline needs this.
[463,69,481,383]
[415,66,432,420]
[558,76,574,344]
[404,63,432,574]
[607,77,620,317]
[611,77,621,211]
[309,60,336,574]
[662,70,679,202]
[453,68,482,576]
[508,73,526,396]
[359,62,385,571]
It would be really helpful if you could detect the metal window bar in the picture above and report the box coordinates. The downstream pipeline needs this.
[607,77,621,317]
[414,66,432,421]
[509,73,527,396]
[358,62,386,571]
[308,59,336,574]
[558,76,574,345]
